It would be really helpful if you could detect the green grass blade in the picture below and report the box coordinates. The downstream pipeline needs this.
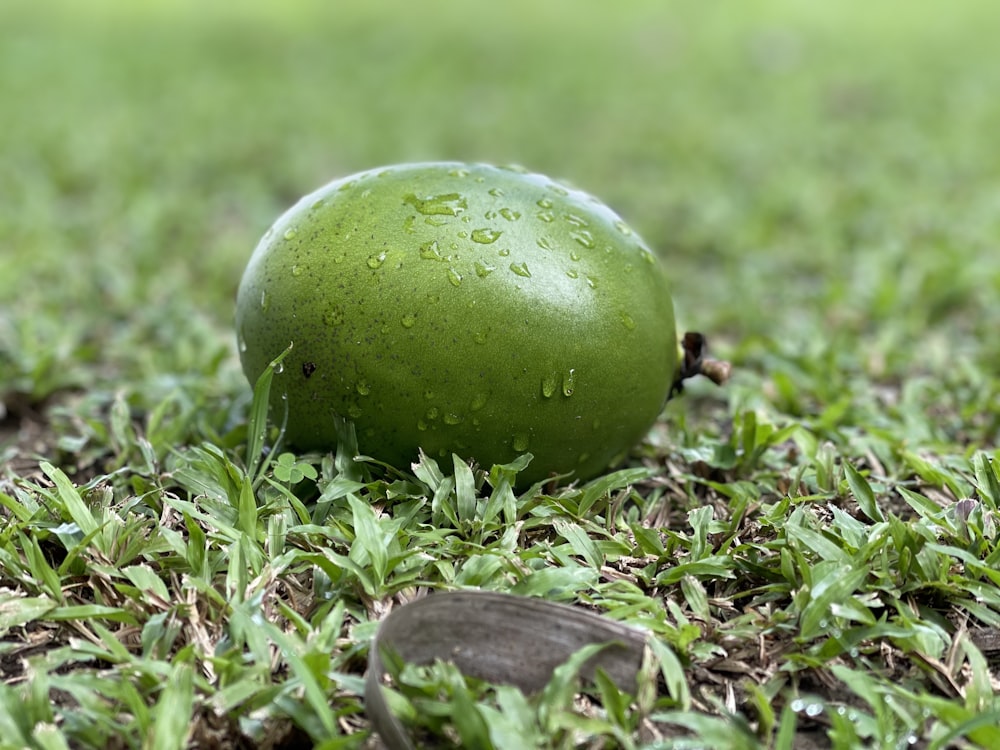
[0,594,57,631]
[40,462,99,536]
[246,344,292,482]
[237,475,259,538]
[348,494,389,587]
[844,461,884,522]
[147,660,195,750]
[452,454,478,523]
[972,452,1000,508]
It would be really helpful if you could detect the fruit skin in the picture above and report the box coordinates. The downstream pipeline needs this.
[236,162,677,486]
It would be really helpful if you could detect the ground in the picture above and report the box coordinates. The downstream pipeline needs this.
[1,1,1000,748]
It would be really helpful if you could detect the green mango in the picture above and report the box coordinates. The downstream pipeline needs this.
[236,162,698,486]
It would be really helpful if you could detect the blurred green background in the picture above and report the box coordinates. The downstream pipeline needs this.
[3,0,999,409]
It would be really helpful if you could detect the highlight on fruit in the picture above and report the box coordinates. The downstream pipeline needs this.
[235,162,728,485]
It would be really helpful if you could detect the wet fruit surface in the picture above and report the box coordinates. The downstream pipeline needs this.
[236,163,678,485]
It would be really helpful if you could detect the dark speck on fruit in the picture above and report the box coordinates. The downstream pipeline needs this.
[302,362,317,378]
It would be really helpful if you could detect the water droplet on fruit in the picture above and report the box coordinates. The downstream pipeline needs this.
[474,261,496,278]
[488,187,504,197]
[420,240,446,261]
[562,369,576,396]
[571,230,595,248]
[416,419,428,431]
[425,216,448,227]
[403,215,417,234]
[541,374,558,398]
[310,198,325,211]
[448,167,471,178]
[620,313,636,330]
[484,209,498,220]
[564,213,588,228]
[401,313,416,328]
[403,192,467,216]
[473,330,488,344]
[569,250,581,261]
[586,276,598,289]
[642,250,656,265]
[260,291,270,311]
[513,433,530,452]
[356,381,371,396]
[471,228,502,244]
[578,452,591,464]
[509,262,531,278]
[470,392,488,411]
[566,269,579,279]
[425,407,440,421]
[238,336,247,353]
[283,227,298,240]
[443,413,462,425]
[337,179,357,192]
[367,251,387,269]
[498,248,510,257]
[424,389,435,400]
[457,230,468,239]
[536,210,555,223]
[347,404,362,419]
[291,264,303,276]
[536,236,555,251]
[547,184,569,196]
[614,220,633,236]
[323,308,344,326]
[499,207,521,221]
[447,268,463,287]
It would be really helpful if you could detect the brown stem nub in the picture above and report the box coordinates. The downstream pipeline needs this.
[669,332,732,398]
[699,357,732,386]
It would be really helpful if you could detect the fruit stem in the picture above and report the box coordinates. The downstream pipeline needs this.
[669,332,732,398]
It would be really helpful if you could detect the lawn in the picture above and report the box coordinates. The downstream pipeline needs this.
[2,0,1000,747]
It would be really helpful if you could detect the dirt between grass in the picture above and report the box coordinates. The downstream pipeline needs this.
[0,390,107,487]
[1,393,64,481]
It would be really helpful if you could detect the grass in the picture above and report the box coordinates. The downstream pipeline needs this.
[2,0,1000,747]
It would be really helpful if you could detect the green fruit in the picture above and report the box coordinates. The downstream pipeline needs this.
[236,162,682,486]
